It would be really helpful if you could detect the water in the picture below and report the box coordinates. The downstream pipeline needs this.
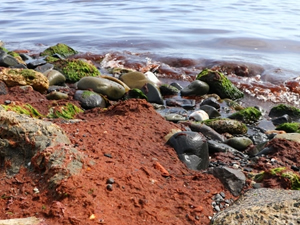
[1,0,300,105]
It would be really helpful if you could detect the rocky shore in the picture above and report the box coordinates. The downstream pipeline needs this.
[0,43,300,225]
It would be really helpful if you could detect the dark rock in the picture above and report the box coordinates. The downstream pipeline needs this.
[269,104,300,121]
[141,83,164,105]
[271,114,291,126]
[74,90,106,109]
[106,178,115,184]
[200,97,220,109]
[0,81,8,95]
[106,184,113,191]
[207,140,248,159]
[165,98,195,109]
[200,105,221,119]
[208,166,246,196]
[35,63,54,73]
[160,84,180,96]
[167,131,209,170]
[27,59,47,69]
[180,80,209,97]
[0,50,21,67]
[170,82,183,90]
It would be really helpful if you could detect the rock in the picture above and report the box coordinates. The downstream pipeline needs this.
[208,166,246,196]
[204,118,248,134]
[275,122,300,133]
[120,71,158,89]
[207,140,248,158]
[100,75,130,92]
[0,50,22,67]
[170,82,183,90]
[53,59,100,83]
[26,58,47,69]
[274,133,300,143]
[200,105,221,119]
[211,188,300,225]
[0,67,49,93]
[43,69,66,85]
[74,90,106,109]
[196,69,244,100]
[47,103,83,119]
[0,108,71,174]
[160,84,180,96]
[180,80,209,97]
[144,71,162,87]
[164,113,187,122]
[0,217,42,225]
[46,91,69,100]
[182,121,226,142]
[269,104,300,121]
[228,107,262,124]
[141,83,164,105]
[271,114,291,126]
[189,110,209,121]
[34,63,54,73]
[167,131,209,170]
[157,107,188,121]
[165,99,195,109]
[40,43,78,58]
[200,97,220,109]
[77,76,126,100]
[125,88,148,100]
[0,81,8,95]
[225,137,253,151]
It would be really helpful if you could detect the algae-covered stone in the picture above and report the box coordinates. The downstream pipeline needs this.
[0,67,49,93]
[48,103,83,119]
[53,59,100,82]
[40,43,78,58]
[159,84,180,96]
[228,106,262,124]
[74,90,106,109]
[196,69,244,100]
[180,80,209,97]
[276,122,300,133]
[203,118,247,134]
[126,88,148,100]
[269,104,300,121]
[43,69,66,85]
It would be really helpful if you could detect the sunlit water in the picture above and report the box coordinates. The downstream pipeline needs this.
[1,0,300,105]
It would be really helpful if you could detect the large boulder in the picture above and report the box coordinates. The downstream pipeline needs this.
[0,67,49,93]
[211,188,300,225]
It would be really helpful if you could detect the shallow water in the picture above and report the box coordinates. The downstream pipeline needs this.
[1,0,300,105]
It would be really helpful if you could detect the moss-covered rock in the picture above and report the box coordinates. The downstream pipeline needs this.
[126,88,148,100]
[1,103,43,118]
[229,107,262,124]
[48,103,83,119]
[40,43,78,58]
[269,104,300,121]
[53,59,100,83]
[276,122,300,133]
[196,69,244,100]
[203,118,247,134]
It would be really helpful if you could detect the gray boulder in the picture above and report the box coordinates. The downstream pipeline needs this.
[208,166,246,196]
[211,188,300,225]
[74,90,106,109]
[167,131,209,170]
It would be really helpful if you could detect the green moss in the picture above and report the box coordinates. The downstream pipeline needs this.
[282,171,300,190]
[269,104,300,119]
[82,90,95,99]
[196,69,244,100]
[48,103,83,119]
[53,59,100,83]
[276,122,300,133]
[229,107,262,124]
[269,167,286,175]
[40,43,78,58]
[44,56,60,63]
[0,47,9,52]
[203,118,248,134]
[7,51,19,58]
[126,88,148,100]
[2,104,43,118]
[20,69,36,80]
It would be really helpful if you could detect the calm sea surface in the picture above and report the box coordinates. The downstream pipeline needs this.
[1,0,300,81]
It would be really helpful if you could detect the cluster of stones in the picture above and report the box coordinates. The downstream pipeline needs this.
[2,43,300,224]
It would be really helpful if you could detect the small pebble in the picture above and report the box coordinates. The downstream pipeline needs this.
[104,153,112,158]
[220,192,225,198]
[106,178,115,184]
[214,205,220,212]
[4,100,11,105]
[106,184,113,191]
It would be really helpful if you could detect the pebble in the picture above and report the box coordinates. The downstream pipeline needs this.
[106,178,115,184]
[106,184,113,191]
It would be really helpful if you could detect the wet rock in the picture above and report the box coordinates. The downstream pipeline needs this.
[0,50,22,67]
[208,166,246,196]
[0,108,71,174]
[269,104,300,121]
[77,76,126,100]
[34,63,54,73]
[164,113,187,122]
[125,88,148,100]
[165,98,195,109]
[0,81,8,95]
[199,105,221,119]
[225,137,253,151]
[0,67,49,93]
[249,130,269,145]
[46,91,69,100]
[204,118,247,134]
[228,107,262,124]
[27,58,47,69]
[167,131,209,170]
[181,121,226,142]
[157,107,188,120]
[144,71,162,87]
[271,114,291,126]
[207,140,248,158]
[244,141,268,157]
[160,84,180,96]
[170,82,183,90]
[200,97,220,109]
[274,133,300,143]
[211,188,300,225]
[196,69,244,100]
[180,80,209,97]
[43,69,66,86]
[141,83,164,105]
[189,110,209,121]
[74,90,106,109]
